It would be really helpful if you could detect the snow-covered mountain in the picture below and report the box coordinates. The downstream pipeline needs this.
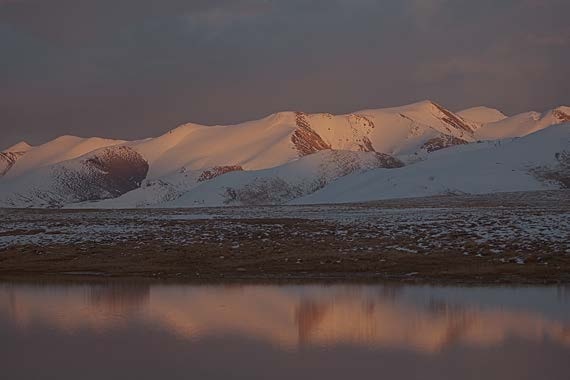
[1,141,32,177]
[457,106,507,124]
[1,101,568,208]
[0,145,148,208]
[474,106,570,140]
[295,124,570,205]
[89,150,403,208]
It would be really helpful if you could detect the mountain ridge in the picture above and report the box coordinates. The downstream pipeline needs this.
[1,100,568,208]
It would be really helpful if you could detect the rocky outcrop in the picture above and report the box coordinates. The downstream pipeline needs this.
[553,150,570,188]
[354,114,375,129]
[318,151,404,180]
[0,151,25,177]
[81,146,149,197]
[358,136,376,152]
[421,134,469,153]
[553,109,570,123]
[292,112,377,155]
[399,104,476,144]
[221,151,404,206]
[374,152,405,168]
[346,115,376,152]
[291,112,332,156]
[531,150,570,188]
[198,165,244,182]
[223,177,305,206]
[431,102,475,134]
[44,146,149,206]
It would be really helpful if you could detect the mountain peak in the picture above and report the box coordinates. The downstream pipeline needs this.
[397,99,440,111]
[3,141,32,153]
[457,106,507,124]
[2,101,567,208]
[551,106,570,122]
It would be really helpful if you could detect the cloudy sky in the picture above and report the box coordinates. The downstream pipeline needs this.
[1,0,569,146]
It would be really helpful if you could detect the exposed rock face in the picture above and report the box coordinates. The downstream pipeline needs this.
[431,102,475,133]
[49,146,149,205]
[291,112,332,156]
[399,103,476,144]
[554,151,570,188]
[0,146,149,208]
[553,109,570,123]
[198,165,244,182]
[531,150,570,188]
[0,151,25,177]
[358,136,376,152]
[374,152,405,168]
[222,151,404,206]
[355,114,375,129]
[223,177,304,206]
[318,151,404,179]
[345,114,376,152]
[292,112,377,155]
[81,146,149,197]
[421,134,469,153]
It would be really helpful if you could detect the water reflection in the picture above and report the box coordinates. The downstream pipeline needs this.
[1,282,569,353]
[1,282,570,380]
[87,283,150,313]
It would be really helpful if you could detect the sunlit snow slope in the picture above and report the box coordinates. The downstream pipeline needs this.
[295,124,570,205]
[1,101,568,208]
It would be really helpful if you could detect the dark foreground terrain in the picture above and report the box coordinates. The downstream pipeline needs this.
[1,191,569,284]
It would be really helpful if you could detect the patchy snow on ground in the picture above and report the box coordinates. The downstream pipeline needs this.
[1,191,568,256]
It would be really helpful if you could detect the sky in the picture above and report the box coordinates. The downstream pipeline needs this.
[1,0,569,147]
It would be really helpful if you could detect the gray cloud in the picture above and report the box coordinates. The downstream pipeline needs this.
[1,0,569,147]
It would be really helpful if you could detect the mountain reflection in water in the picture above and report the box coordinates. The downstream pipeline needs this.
[1,282,570,380]
[1,283,569,352]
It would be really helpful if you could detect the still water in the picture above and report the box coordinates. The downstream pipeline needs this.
[1,281,569,379]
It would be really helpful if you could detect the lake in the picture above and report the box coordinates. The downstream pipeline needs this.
[1,281,569,379]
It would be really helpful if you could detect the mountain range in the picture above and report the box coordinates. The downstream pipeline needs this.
[1,100,568,208]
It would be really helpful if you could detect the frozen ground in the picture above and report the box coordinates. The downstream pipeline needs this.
[1,190,568,252]
[1,190,569,283]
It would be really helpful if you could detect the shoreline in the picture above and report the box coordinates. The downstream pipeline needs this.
[1,272,569,286]
[1,246,569,285]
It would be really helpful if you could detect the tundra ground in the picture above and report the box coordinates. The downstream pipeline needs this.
[1,190,568,284]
